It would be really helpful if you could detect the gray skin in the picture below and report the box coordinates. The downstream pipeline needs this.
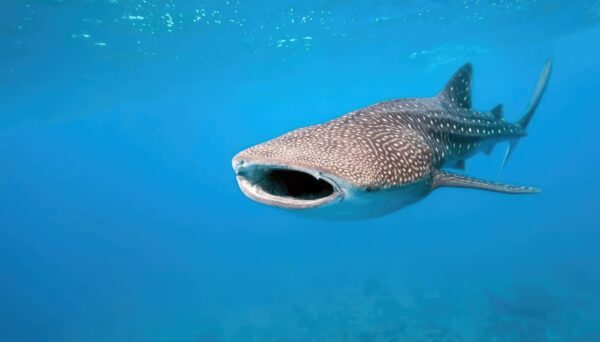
[232,60,552,219]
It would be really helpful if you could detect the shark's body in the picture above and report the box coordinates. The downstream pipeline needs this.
[233,60,552,219]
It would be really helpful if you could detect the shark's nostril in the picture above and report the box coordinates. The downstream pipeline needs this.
[233,158,245,171]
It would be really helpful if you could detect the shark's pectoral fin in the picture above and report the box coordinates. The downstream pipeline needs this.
[432,170,540,194]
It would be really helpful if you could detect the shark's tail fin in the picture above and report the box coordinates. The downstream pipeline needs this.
[517,58,553,130]
[499,58,553,173]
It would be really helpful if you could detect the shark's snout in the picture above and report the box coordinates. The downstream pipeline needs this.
[233,156,343,210]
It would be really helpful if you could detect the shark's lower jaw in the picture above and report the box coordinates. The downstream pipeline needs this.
[234,163,342,210]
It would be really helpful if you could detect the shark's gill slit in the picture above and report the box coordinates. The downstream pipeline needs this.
[233,59,552,217]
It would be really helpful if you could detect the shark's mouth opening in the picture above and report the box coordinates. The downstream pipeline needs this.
[262,169,335,199]
[235,164,341,209]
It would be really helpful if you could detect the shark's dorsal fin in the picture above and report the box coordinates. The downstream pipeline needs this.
[491,104,503,120]
[432,170,540,194]
[437,63,472,109]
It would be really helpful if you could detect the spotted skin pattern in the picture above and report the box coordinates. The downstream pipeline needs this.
[236,63,526,190]
[233,60,552,208]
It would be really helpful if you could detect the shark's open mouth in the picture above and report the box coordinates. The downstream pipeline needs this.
[235,164,342,209]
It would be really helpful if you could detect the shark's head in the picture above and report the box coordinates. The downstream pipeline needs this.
[232,118,433,219]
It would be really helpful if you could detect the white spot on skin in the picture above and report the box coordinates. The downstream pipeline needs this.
[239,64,504,191]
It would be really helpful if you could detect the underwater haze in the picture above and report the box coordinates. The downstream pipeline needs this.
[2,0,600,341]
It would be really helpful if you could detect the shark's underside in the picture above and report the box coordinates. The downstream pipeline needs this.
[232,60,552,219]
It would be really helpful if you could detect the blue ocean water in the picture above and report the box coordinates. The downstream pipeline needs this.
[1,0,600,340]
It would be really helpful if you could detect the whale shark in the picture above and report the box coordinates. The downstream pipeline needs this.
[232,60,552,219]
